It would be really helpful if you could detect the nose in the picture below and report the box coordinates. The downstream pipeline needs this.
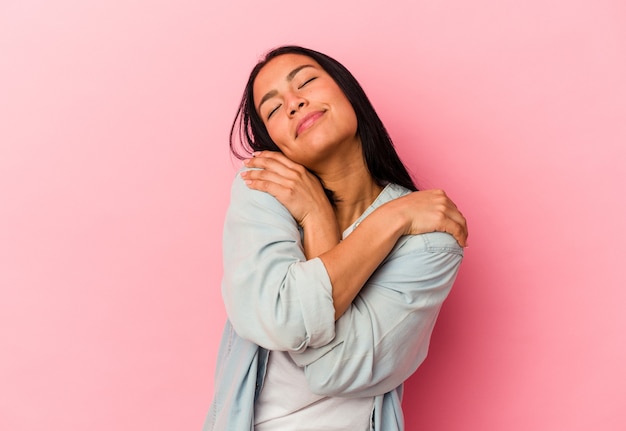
[287,94,307,117]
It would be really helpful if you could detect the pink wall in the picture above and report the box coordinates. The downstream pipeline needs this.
[1,0,624,429]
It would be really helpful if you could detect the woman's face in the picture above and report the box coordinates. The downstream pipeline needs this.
[253,53,360,171]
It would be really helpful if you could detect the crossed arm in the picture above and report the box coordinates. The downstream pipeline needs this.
[240,151,467,319]
[223,151,466,396]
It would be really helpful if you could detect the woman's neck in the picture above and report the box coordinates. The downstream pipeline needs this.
[316,156,383,234]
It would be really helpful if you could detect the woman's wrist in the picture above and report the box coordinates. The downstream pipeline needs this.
[371,199,411,237]
[301,207,341,259]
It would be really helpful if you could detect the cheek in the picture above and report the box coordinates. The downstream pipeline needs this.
[340,103,358,133]
[331,93,357,125]
[266,119,290,145]
[265,123,280,144]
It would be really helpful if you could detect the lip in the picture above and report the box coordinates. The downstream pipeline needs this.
[295,111,325,137]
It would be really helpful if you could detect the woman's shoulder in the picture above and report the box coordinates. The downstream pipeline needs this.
[382,183,464,255]
[378,182,412,202]
[393,231,464,258]
[227,168,295,220]
[230,168,285,205]
[418,231,464,254]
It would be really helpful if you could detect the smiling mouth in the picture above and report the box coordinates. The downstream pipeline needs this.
[296,111,325,137]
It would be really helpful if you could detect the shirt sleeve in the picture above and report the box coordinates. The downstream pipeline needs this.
[221,171,336,352]
[289,231,463,398]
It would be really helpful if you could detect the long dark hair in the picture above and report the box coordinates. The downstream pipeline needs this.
[230,45,418,192]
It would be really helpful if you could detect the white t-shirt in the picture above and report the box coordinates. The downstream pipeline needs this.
[254,351,374,430]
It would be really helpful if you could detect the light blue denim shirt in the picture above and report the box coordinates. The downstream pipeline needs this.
[204,171,463,430]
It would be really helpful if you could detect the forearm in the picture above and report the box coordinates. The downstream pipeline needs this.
[290,232,464,397]
[301,205,341,260]
[222,175,336,351]
[318,203,407,320]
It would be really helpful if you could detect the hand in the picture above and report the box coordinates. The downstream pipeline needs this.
[240,151,335,228]
[390,189,468,247]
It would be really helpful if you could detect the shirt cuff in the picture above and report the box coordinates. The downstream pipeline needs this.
[291,257,336,350]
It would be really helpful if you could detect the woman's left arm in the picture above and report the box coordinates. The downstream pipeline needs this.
[289,231,463,398]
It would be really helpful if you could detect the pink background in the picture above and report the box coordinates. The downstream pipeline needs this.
[1,0,625,429]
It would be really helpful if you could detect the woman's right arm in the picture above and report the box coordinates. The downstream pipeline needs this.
[221,173,338,352]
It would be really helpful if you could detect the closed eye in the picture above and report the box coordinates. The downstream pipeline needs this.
[298,77,317,89]
[267,104,281,119]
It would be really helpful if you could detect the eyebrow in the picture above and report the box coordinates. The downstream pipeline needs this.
[257,64,315,112]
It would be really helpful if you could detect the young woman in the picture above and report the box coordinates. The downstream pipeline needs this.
[204,46,467,431]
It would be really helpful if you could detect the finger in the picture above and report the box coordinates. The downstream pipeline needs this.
[241,166,311,202]
[449,217,468,247]
[426,190,468,244]
[445,208,468,237]
[250,151,307,173]
[240,168,294,190]
[426,198,467,246]
[242,164,310,192]
[441,218,467,248]
[244,155,291,172]
[240,173,295,200]
[435,203,467,246]
[245,155,307,180]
